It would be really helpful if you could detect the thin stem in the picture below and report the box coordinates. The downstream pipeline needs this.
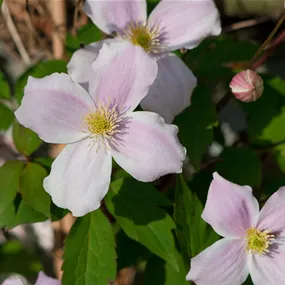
[249,12,285,68]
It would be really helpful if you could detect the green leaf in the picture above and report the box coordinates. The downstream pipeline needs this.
[50,203,68,221]
[0,72,10,99]
[19,163,50,217]
[13,121,42,156]
[0,240,42,277]
[175,85,217,169]
[15,60,67,104]
[105,178,179,271]
[66,24,102,51]
[216,147,262,187]
[144,254,188,285]
[62,210,116,285]
[0,103,14,130]
[12,201,47,227]
[174,175,219,261]
[0,161,24,214]
[0,202,16,228]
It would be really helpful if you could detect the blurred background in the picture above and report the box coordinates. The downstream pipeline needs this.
[0,0,285,284]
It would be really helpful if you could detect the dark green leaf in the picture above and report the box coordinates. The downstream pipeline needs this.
[0,72,10,99]
[19,163,50,217]
[0,103,14,130]
[0,240,42,277]
[144,254,188,285]
[105,178,179,271]
[175,85,217,169]
[13,121,42,156]
[0,161,24,213]
[62,210,116,285]
[15,60,67,104]
[174,175,219,260]
[216,147,262,186]
[50,203,68,222]
[33,157,54,171]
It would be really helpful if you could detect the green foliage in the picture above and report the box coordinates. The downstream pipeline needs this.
[66,24,102,53]
[105,178,179,271]
[15,60,67,104]
[175,85,217,170]
[174,175,219,262]
[0,72,10,99]
[144,254,188,285]
[216,147,262,187]
[0,103,14,130]
[19,163,50,217]
[62,210,116,285]
[0,161,24,216]
[13,121,42,156]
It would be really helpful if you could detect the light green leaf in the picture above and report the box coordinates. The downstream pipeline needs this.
[105,178,179,271]
[19,163,50,217]
[0,161,24,214]
[13,121,42,156]
[144,253,188,285]
[175,85,217,170]
[15,60,67,104]
[0,72,10,99]
[216,147,262,187]
[62,210,116,285]
[174,175,219,261]
[0,103,14,130]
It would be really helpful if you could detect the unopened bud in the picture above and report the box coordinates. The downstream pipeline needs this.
[229,69,264,102]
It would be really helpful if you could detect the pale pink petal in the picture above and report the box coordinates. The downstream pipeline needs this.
[15,74,94,144]
[257,187,285,233]
[187,238,249,285]
[148,0,221,52]
[67,41,104,84]
[83,0,147,35]
[89,41,157,111]
[43,139,112,217]
[111,111,186,182]
[140,54,197,123]
[2,277,25,285]
[250,245,285,285]
[202,172,259,238]
[35,272,60,285]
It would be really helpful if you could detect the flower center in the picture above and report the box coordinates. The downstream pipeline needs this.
[245,228,275,255]
[120,22,161,54]
[84,103,121,138]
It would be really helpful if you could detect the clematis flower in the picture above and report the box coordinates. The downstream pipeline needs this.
[67,0,221,122]
[187,172,285,285]
[15,41,186,217]
[2,271,60,285]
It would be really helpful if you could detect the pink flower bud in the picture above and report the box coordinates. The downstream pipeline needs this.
[229,69,264,102]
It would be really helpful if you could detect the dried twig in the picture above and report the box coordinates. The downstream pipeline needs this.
[1,0,31,65]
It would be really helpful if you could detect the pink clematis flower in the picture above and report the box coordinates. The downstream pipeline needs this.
[15,41,186,217]
[2,272,60,285]
[187,172,285,285]
[68,0,221,122]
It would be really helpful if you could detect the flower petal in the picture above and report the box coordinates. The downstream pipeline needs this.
[187,238,249,285]
[148,0,221,51]
[44,139,112,217]
[111,111,186,182]
[257,187,285,233]
[202,172,259,238]
[67,42,104,84]
[15,73,94,144]
[140,54,197,123]
[250,247,285,285]
[83,0,147,35]
[89,41,158,111]
[2,277,25,285]
[35,272,60,285]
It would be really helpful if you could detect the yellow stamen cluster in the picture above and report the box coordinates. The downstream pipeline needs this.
[121,22,161,53]
[245,228,275,255]
[84,103,121,138]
